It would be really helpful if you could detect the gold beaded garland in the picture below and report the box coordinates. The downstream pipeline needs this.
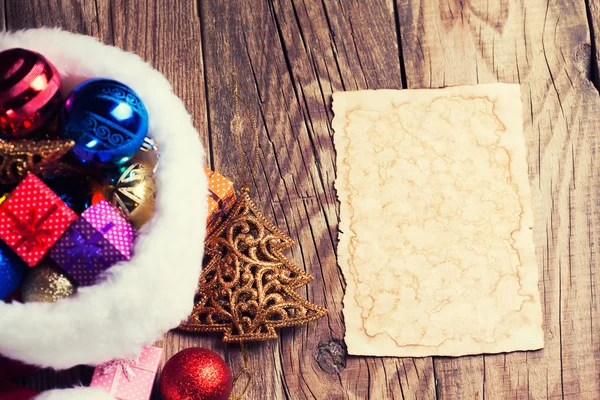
[0,138,74,184]
[21,263,77,303]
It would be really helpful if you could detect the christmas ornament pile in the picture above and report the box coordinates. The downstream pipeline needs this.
[0,28,207,400]
[0,29,328,400]
[0,47,157,303]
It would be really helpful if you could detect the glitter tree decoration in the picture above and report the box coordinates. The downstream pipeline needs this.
[180,187,327,342]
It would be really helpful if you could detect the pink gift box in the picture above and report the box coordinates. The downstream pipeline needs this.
[90,346,163,400]
[83,200,134,259]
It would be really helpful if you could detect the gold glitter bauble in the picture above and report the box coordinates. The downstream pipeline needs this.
[102,146,157,230]
[21,263,77,303]
[180,187,327,342]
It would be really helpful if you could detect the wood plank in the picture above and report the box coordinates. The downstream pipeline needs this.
[199,0,435,398]
[198,2,285,397]
[4,0,600,398]
[398,0,600,398]
[587,0,600,89]
[267,0,436,398]
[4,0,99,35]
[0,3,5,32]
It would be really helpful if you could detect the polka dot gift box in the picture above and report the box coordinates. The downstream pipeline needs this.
[205,166,236,236]
[0,174,78,266]
[90,345,163,400]
[50,200,134,286]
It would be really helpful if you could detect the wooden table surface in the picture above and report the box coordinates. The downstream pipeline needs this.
[4,0,600,399]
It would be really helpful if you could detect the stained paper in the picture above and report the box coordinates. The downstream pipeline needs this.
[333,84,544,357]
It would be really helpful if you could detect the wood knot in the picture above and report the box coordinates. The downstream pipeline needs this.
[572,43,592,74]
[316,340,347,373]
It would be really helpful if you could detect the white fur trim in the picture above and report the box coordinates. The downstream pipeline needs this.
[0,29,207,398]
[34,387,116,400]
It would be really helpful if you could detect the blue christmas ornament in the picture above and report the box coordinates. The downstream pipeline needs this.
[60,78,149,167]
[0,242,27,299]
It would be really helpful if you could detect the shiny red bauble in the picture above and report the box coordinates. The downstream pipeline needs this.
[0,48,62,137]
[160,348,233,400]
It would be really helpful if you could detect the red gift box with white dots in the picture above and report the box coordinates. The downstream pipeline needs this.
[0,174,78,266]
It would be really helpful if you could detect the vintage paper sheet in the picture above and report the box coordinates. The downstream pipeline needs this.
[333,84,544,357]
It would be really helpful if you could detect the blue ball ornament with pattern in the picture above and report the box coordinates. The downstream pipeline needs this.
[60,78,149,167]
[0,242,27,300]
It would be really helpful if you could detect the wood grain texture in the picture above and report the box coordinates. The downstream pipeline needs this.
[399,0,600,399]
[2,0,600,398]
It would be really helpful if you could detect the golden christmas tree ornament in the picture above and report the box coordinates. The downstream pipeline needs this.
[0,138,74,184]
[181,74,326,342]
[21,262,77,303]
[179,186,327,342]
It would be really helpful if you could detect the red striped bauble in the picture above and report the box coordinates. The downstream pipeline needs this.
[0,48,62,138]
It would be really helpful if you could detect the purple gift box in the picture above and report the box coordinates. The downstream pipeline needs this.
[50,200,135,286]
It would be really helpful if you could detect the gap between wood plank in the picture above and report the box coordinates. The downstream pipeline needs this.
[584,0,600,92]
[196,0,215,169]
[392,0,408,88]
